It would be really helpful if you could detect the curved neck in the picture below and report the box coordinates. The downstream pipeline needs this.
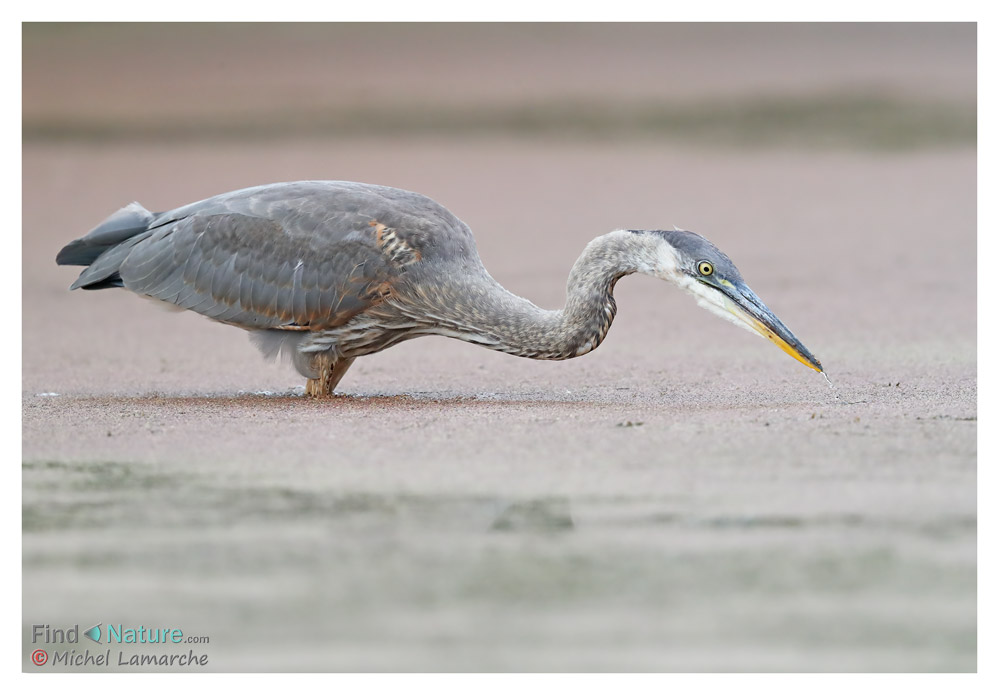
[429,230,668,360]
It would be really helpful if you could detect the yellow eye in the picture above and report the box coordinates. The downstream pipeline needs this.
[698,261,714,276]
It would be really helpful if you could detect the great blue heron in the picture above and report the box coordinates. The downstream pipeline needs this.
[56,181,822,397]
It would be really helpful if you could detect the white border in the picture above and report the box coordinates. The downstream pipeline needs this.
[10,8,989,693]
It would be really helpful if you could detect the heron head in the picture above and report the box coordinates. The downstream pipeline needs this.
[644,228,823,373]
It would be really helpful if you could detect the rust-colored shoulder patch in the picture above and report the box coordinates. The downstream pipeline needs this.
[370,220,421,267]
[365,280,396,302]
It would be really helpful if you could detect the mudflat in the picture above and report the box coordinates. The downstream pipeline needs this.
[22,24,975,672]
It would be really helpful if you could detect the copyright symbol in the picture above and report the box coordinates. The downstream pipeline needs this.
[31,649,48,666]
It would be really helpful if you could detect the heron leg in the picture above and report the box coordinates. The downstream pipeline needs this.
[305,354,355,398]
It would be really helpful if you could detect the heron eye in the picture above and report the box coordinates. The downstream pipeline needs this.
[698,261,714,276]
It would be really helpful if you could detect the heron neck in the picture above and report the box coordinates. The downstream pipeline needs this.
[441,230,660,360]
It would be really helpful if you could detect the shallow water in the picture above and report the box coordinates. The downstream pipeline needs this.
[23,453,975,672]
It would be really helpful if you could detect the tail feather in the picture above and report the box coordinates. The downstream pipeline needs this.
[57,202,156,290]
[68,233,151,290]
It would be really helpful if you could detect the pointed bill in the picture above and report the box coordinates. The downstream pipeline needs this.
[725,283,823,372]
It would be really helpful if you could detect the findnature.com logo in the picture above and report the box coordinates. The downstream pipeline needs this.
[29,623,210,669]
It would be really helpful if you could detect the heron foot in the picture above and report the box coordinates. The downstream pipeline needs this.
[304,355,355,399]
[305,377,332,398]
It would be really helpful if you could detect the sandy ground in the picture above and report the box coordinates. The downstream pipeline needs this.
[22,24,976,672]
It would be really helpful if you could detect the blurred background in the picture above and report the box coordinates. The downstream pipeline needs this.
[23,23,975,672]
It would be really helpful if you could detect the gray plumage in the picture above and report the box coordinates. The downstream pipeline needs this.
[57,181,822,396]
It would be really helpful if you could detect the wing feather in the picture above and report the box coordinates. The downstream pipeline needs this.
[291,261,306,320]
[118,210,397,330]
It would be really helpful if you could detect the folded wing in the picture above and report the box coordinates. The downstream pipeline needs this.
[118,211,397,330]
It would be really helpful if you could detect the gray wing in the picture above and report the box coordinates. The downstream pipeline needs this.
[111,181,476,330]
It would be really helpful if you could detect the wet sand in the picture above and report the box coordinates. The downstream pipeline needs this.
[22,24,976,672]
